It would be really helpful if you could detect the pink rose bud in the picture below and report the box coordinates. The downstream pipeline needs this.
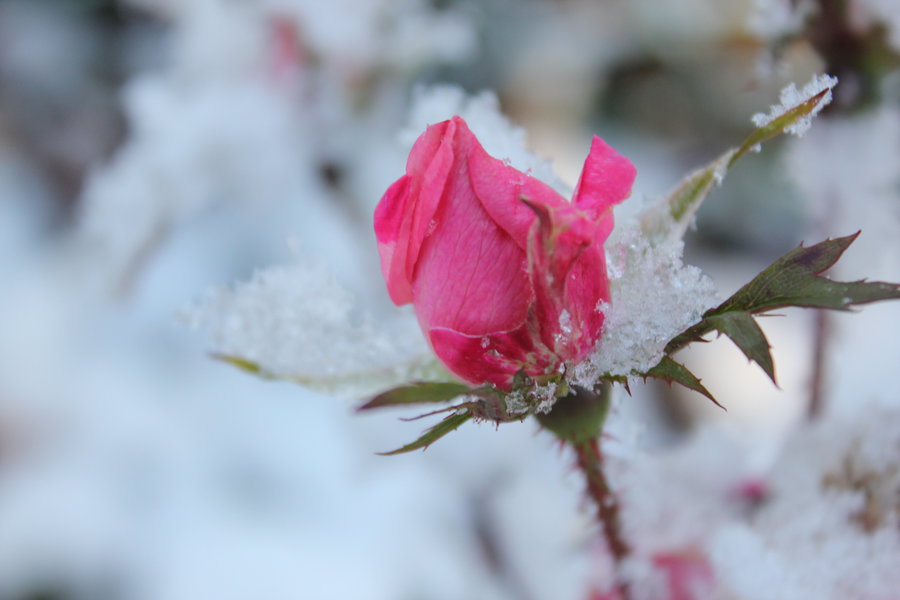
[374,116,635,389]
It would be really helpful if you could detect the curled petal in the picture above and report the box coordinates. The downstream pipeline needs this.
[374,121,456,306]
[374,175,413,304]
[467,136,568,250]
[573,136,636,236]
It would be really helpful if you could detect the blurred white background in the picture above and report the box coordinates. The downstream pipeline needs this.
[0,0,898,598]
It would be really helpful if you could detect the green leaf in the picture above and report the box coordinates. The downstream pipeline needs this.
[644,356,723,409]
[705,312,776,384]
[663,155,728,227]
[656,233,900,406]
[358,381,473,411]
[377,410,473,456]
[666,234,900,358]
[716,233,900,313]
[641,88,833,244]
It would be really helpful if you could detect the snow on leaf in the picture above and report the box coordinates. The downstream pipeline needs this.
[188,261,448,398]
[750,74,838,138]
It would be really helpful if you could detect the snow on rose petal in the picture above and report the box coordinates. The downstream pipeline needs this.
[374,116,635,389]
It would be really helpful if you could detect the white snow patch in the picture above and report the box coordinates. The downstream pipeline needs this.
[571,223,718,383]
[185,260,435,397]
[711,405,900,599]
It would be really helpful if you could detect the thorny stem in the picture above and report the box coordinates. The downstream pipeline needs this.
[572,438,632,600]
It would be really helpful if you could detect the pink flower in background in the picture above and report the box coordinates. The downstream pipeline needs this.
[374,116,635,389]
[652,551,714,600]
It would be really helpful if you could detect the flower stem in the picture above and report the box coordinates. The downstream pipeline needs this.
[572,438,632,600]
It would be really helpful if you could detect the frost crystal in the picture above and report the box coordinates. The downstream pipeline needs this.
[531,382,559,414]
[504,390,529,415]
[751,73,838,137]
[571,222,718,384]
[504,382,559,416]
[185,261,435,397]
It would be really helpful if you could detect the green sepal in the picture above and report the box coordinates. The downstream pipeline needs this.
[377,410,473,456]
[536,383,612,445]
[358,381,474,411]
[644,356,723,409]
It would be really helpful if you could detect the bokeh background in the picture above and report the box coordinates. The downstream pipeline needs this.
[1,1,898,599]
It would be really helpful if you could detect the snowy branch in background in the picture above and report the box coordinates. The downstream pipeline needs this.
[185,259,439,398]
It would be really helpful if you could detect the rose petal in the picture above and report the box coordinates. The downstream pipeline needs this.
[526,201,609,361]
[374,117,635,387]
[374,120,456,306]
[429,324,554,388]
[561,240,608,360]
[374,175,413,304]
[573,136,636,229]
[463,117,568,250]
[412,170,531,336]
[404,121,456,280]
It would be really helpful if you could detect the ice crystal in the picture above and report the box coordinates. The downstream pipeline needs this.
[185,261,435,397]
[571,222,718,384]
[504,390,529,416]
[751,73,838,137]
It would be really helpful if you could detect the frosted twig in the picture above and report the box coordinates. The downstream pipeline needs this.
[751,73,837,137]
